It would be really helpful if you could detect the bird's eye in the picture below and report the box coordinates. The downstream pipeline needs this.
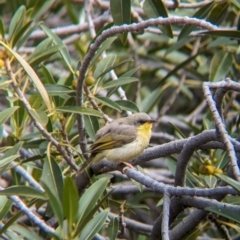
[138,120,146,125]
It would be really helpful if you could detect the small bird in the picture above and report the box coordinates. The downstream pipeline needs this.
[79,113,155,173]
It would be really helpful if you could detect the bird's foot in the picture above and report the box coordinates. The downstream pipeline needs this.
[118,162,135,174]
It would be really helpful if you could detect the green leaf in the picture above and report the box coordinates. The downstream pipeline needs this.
[107,217,119,240]
[0,186,46,199]
[41,157,63,199]
[0,18,4,37]
[8,6,25,45]
[215,173,240,192]
[95,96,122,112]
[84,115,100,141]
[120,66,140,78]
[44,84,74,95]
[79,210,108,240]
[41,25,74,73]
[0,41,52,112]
[11,20,33,48]
[103,77,138,89]
[0,142,23,175]
[168,122,186,138]
[204,175,217,188]
[200,30,240,40]
[209,51,233,82]
[207,0,229,25]
[28,39,62,67]
[42,182,64,225]
[143,0,173,38]
[41,65,55,84]
[0,155,19,168]
[63,176,78,231]
[90,37,117,67]
[205,206,240,224]
[29,109,48,127]
[94,54,116,80]
[115,100,139,113]
[0,196,12,220]
[178,1,216,40]
[0,107,19,125]
[165,38,190,56]
[56,106,102,117]
[76,177,110,228]
[110,0,131,44]
[10,223,44,240]
[166,158,177,176]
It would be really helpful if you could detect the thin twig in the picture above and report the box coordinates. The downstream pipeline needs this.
[161,191,171,240]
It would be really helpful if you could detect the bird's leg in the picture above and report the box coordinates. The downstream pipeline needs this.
[117,162,135,174]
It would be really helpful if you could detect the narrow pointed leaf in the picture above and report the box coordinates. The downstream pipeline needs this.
[76,177,110,223]
[110,0,131,44]
[41,25,74,73]
[205,206,240,223]
[209,51,233,82]
[84,115,100,141]
[215,173,240,192]
[0,41,52,112]
[103,77,138,89]
[29,109,48,127]
[178,1,216,40]
[0,155,19,168]
[95,96,122,112]
[94,54,116,79]
[115,100,139,113]
[0,186,46,199]
[143,0,173,38]
[79,210,109,240]
[56,106,102,117]
[43,182,64,225]
[41,157,63,199]
[0,107,19,125]
[63,176,78,228]
[107,217,119,240]
[90,37,117,67]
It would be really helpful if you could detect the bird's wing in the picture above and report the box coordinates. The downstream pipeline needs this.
[79,124,137,173]
[89,124,137,153]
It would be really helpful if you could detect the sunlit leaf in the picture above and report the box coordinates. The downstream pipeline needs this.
[84,115,100,141]
[143,0,173,38]
[215,174,240,192]
[56,106,102,117]
[0,155,19,168]
[0,42,52,112]
[63,176,78,231]
[41,25,74,73]
[0,107,19,125]
[0,186,46,199]
[95,96,122,112]
[29,109,48,127]
[178,1,215,40]
[89,37,117,67]
[107,217,119,240]
[209,51,233,82]
[115,100,139,113]
[205,206,240,223]
[103,77,138,89]
[79,210,109,240]
[110,0,131,44]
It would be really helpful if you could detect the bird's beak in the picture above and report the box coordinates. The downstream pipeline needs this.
[148,119,156,123]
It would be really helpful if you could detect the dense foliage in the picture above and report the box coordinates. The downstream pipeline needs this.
[0,0,240,239]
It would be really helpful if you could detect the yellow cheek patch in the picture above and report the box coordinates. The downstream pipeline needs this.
[138,122,153,135]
